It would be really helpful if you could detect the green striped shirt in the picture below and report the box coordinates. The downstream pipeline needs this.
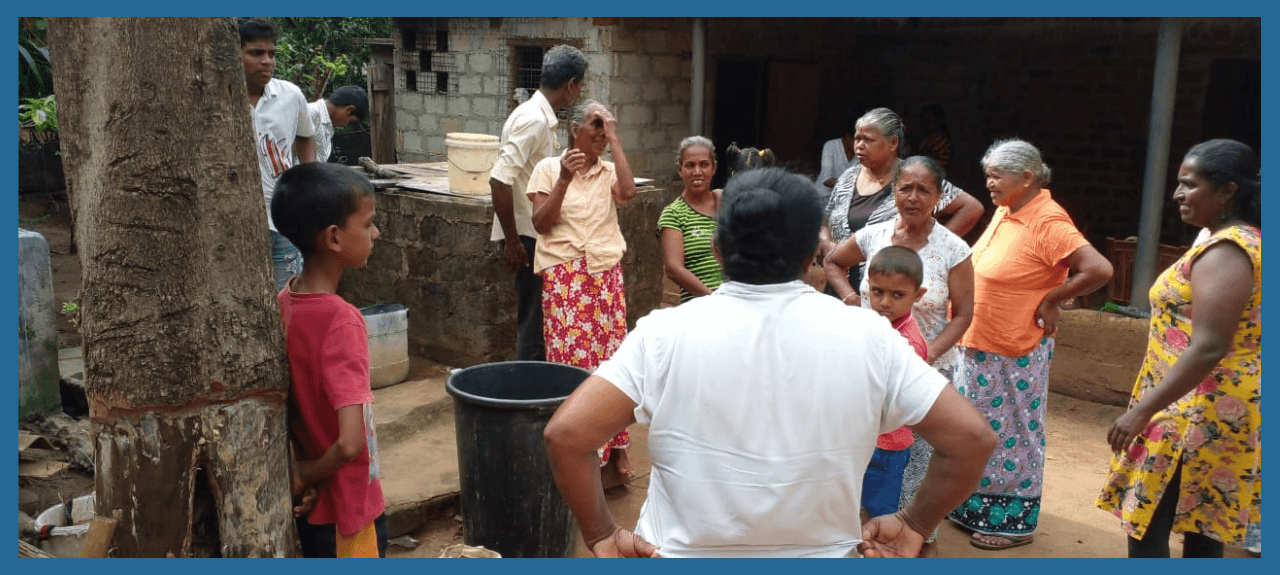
[657,197,723,303]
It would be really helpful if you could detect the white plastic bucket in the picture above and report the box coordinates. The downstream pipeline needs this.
[444,133,500,195]
[34,493,95,557]
[361,303,409,389]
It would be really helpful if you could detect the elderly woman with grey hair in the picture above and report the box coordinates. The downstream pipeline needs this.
[527,99,638,487]
[949,138,1112,550]
[816,108,983,291]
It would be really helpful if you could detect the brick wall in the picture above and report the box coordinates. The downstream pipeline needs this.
[704,17,1259,248]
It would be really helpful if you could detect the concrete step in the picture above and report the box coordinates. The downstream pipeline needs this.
[373,358,455,446]
[372,357,462,538]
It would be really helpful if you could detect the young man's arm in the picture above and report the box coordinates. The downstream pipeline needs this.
[294,135,317,164]
[291,404,366,495]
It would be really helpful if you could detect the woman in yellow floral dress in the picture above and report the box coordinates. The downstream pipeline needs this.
[1096,139,1261,558]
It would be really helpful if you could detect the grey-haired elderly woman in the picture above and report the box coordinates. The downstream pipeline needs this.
[816,108,984,289]
[527,99,638,487]
[950,138,1112,550]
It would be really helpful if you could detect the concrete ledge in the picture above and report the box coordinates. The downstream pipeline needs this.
[341,185,674,368]
[1049,309,1150,407]
[386,491,460,539]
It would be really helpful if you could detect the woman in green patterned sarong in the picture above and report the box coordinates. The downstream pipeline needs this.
[950,139,1113,550]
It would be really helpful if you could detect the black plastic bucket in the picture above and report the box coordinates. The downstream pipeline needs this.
[446,361,590,558]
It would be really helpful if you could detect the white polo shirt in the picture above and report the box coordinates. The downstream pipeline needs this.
[489,90,561,241]
[594,280,948,558]
[253,78,314,231]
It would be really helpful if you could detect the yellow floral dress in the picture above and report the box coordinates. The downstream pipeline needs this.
[1096,225,1261,543]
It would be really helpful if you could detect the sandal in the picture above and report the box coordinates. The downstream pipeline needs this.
[969,533,1034,551]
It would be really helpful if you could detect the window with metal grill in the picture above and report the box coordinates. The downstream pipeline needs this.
[397,24,457,94]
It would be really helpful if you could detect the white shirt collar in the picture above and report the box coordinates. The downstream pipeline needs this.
[531,89,558,131]
[715,280,813,298]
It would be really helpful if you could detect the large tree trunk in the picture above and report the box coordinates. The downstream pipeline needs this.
[48,17,297,557]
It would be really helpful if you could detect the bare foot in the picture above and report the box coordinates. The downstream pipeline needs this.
[600,461,626,491]
[612,448,635,478]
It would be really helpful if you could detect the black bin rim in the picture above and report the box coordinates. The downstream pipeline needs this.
[446,360,590,409]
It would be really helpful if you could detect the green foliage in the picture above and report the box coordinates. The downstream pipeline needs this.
[18,213,51,226]
[19,17,52,101]
[270,17,391,102]
[19,95,57,132]
[61,301,79,328]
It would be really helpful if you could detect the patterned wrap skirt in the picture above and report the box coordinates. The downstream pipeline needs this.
[542,257,630,465]
[948,337,1055,536]
[898,366,954,511]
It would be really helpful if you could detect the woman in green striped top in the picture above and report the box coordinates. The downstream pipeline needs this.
[658,136,724,303]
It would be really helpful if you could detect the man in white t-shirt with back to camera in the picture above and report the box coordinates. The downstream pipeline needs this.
[544,167,997,558]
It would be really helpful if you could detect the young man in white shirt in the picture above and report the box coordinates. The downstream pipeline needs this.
[545,167,997,558]
[239,17,316,291]
[303,85,367,164]
[488,45,587,361]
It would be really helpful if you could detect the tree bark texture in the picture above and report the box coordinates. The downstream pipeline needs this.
[48,17,297,557]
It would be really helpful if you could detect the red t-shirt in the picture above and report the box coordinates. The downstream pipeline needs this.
[876,313,929,451]
[279,283,385,537]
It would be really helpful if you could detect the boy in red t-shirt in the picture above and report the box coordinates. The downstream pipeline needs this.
[271,162,386,558]
[860,246,929,520]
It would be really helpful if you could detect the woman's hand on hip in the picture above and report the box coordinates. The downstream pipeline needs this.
[1034,298,1061,338]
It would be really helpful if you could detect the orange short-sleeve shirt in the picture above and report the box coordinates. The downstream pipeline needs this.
[961,190,1089,357]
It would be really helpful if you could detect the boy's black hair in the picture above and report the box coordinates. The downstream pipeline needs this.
[271,162,374,258]
[237,17,278,46]
[715,167,823,285]
[328,85,369,123]
[867,245,924,289]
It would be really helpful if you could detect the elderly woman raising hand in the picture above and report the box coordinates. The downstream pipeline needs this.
[528,99,637,488]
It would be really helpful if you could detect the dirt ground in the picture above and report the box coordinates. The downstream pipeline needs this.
[389,392,1256,559]
[19,191,1256,558]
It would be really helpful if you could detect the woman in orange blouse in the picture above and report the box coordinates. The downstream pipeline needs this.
[949,138,1113,550]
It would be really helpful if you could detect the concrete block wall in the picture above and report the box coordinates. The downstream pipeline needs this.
[602,19,695,194]
[338,186,676,368]
[391,18,695,194]
[392,17,603,163]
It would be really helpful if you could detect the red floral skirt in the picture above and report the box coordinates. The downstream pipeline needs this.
[542,257,629,465]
